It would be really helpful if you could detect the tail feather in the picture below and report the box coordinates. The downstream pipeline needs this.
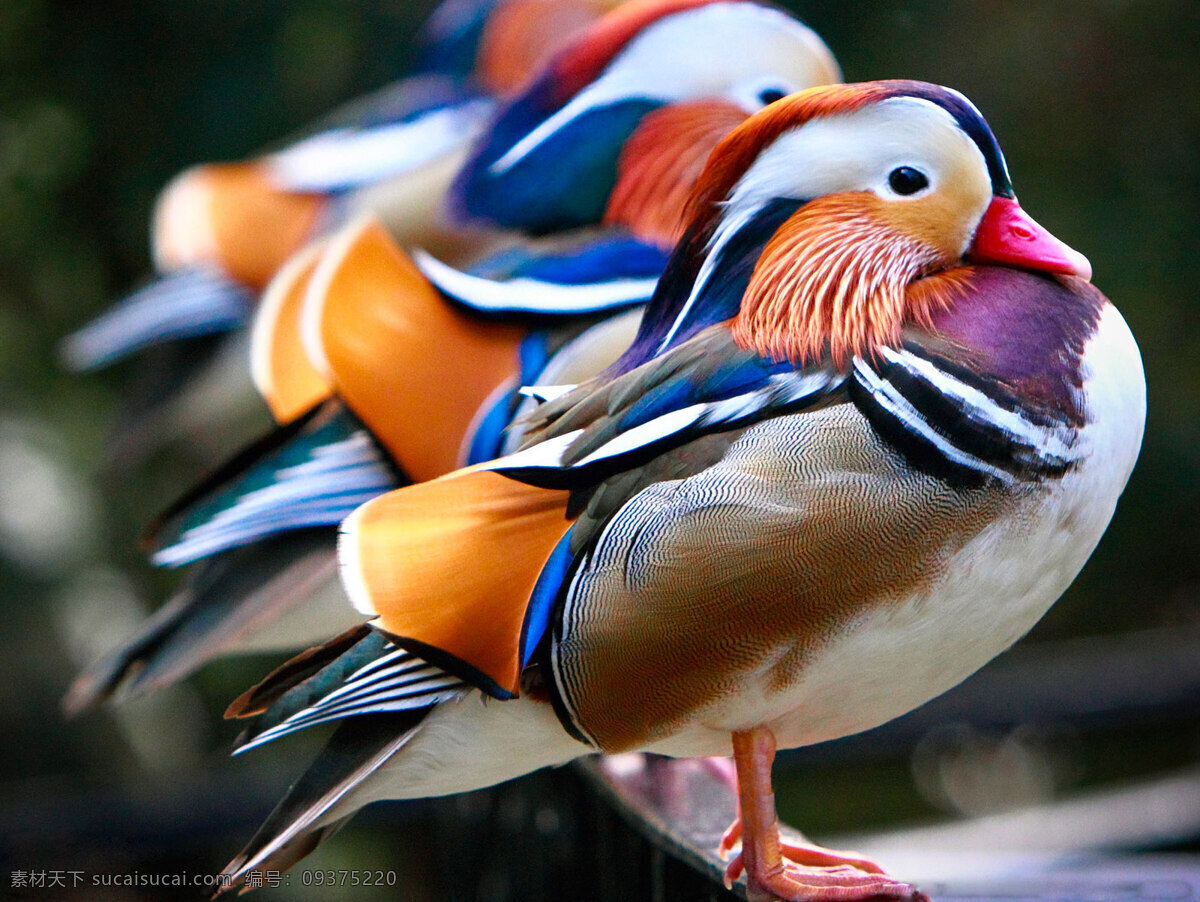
[63,529,344,714]
[143,402,328,550]
[146,399,399,567]
[217,711,426,894]
[100,330,266,473]
[231,631,466,754]
[215,816,352,898]
[59,267,252,371]
[225,623,374,719]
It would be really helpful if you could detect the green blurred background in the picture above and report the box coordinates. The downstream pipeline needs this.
[1,1,1198,899]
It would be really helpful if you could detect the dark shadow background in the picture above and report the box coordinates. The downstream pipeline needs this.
[1,1,1197,899]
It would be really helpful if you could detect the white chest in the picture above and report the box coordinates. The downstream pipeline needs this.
[769,302,1145,749]
[648,303,1145,758]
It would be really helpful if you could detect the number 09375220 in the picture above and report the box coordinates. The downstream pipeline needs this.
[300,869,398,887]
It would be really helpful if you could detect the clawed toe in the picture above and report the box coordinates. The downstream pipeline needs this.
[733,858,921,901]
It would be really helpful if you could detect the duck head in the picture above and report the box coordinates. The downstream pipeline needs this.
[453,0,840,232]
[417,0,628,93]
[623,79,1092,369]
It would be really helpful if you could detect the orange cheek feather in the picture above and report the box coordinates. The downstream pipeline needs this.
[733,193,957,366]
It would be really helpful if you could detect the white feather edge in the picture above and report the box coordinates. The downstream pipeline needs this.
[881,346,1076,460]
[61,267,250,370]
[517,384,577,402]
[852,358,1016,484]
[482,369,840,474]
[249,240,328,402]
[412,247,658,314]
[267,99,495,192]
[337,502,379,618]
[151,424,393,566]
[298,215,383,384]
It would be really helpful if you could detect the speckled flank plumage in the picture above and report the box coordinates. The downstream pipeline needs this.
[553,403,1017,751]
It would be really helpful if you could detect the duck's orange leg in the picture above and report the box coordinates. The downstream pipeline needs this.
[721,727,927,902]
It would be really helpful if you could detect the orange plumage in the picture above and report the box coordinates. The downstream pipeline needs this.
[733,194,955,366]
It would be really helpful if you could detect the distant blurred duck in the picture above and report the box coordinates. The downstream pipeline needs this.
[218,81,1144,899]
[63,0,840,711]
[59,0,634,372]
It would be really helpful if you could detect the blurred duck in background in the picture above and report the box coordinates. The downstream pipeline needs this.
[64,0,840,712]
[59,0,627,374]
[56,0,630,469]
[215,80,1144,899]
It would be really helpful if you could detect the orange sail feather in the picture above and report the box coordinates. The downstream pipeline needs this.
[340,470,572,696]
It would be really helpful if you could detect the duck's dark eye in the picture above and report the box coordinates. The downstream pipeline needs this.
[758,87,787,105]
[888,166,929,196]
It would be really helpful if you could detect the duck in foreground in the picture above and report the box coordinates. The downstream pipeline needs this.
[220,80,1144,899]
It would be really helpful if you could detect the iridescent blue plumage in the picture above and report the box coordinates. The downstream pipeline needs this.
[454,93,659,232]
[615,198,803,371]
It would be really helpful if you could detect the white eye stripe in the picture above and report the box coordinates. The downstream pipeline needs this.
[490,4,837,174]
[721,96,989,216]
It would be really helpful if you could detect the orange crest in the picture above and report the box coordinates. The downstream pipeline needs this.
[604,99,748,248]
[476,0,613,95]
[732,194,964,366]
[681,84,902,238]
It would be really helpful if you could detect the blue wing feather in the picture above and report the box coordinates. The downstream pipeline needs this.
[60,267,253,371]
[415,232,666,317]
[484,328,846,488]
[452,87,659,232]
[151,405,399,567]
[520,530,576,667]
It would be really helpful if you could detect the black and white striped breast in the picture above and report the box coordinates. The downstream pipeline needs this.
[849,343,1082,490]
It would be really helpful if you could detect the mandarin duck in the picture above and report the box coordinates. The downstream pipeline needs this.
[63,0,840,712]
[215,81,1144,899]
[59,0,632,373]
